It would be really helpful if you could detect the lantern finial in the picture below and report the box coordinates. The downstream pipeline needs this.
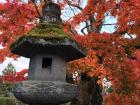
[41,0,62,24]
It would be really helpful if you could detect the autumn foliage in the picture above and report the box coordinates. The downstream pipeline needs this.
[0,0,37,62]
[0,69,28,83]
[0,0,140,105]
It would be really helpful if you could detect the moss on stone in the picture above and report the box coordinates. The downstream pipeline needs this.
[26,23,69,39]
[10,23,72,50]
[0,97,26,105]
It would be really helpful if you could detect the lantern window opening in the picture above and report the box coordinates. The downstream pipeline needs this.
[42,57,52,69]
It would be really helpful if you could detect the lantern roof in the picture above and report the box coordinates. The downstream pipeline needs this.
[10,24,86,61]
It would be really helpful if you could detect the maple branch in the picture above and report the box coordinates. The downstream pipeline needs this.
[66,0,83,11]
[81,29,86,35]
[81,24,92,34]
[68,3,83,11]
[103,23,116,26]
[69,24,78,35]
[89,16,104,33]
[31,0,42,18]
[81,23,117,34]
[127,34,134,39]
[65,0,83,17]
[68,5,76,15]
[96,22,103,33]
[89,16,95,30]
[113,31,127,35]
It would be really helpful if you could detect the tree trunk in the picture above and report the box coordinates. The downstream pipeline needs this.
[72,74,103,105]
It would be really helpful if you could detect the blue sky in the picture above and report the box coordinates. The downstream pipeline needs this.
[0,57,29,74]
[0,0,5,3]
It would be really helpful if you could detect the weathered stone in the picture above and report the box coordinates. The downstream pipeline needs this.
[42,2,62,24]
[13,81,77,105]
[10,36,86,61]
[28,54,66,81]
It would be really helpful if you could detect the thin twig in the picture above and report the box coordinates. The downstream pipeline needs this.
[31,0,42,18]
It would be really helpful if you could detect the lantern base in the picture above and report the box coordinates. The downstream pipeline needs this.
[13,81,77,105]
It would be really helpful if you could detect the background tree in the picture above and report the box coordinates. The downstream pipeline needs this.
[0,63,28,97]
[0,63,16,97]
[0,0,140,105]
[2,63,16,76]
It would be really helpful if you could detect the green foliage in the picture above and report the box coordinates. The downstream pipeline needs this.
[106,86,113,93]
[0,97,15,105]
[0,63,16,97]
[10,23,74,50]
[0,83,14,97]
[0,97,26,105]
[2,63,16,76]
[0,63,26,105]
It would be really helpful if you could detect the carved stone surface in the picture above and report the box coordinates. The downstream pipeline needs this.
[13,81,77,105]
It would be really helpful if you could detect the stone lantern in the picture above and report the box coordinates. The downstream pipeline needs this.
[10,1,86,105]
